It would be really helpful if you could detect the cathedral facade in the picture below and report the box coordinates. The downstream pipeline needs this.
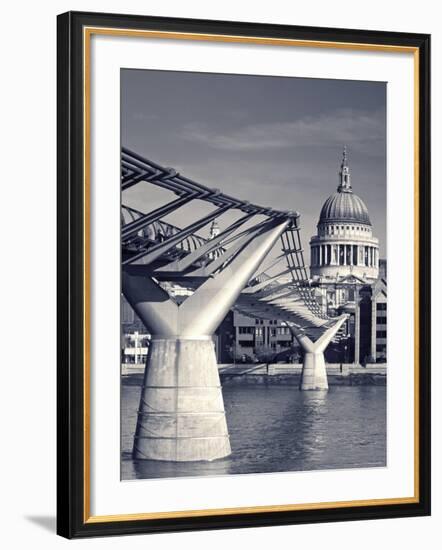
[310,149,387,364]
[311,149,379,279]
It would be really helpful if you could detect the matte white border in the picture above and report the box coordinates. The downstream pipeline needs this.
[90,33,415,516]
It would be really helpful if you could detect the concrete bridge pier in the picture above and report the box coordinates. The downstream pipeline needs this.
[123,218,291,461]
[290,315,348,391]
[134,336,229,462]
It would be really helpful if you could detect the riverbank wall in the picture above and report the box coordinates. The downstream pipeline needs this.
[122,363,387,385]
[218,363,386,386]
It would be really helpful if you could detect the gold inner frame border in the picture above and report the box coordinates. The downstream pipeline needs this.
[82,26,420,524]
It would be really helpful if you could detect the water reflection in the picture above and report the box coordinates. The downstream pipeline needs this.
[121,380,386,481]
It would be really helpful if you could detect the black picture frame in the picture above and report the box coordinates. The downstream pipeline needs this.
[57,10,431,539]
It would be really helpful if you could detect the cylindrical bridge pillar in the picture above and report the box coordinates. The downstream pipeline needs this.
[299,352,329,391]
[133,336,231,462]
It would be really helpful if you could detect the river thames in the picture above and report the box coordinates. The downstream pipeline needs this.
[121,375,386,480]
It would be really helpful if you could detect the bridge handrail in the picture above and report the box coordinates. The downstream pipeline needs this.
[122,147,298,221]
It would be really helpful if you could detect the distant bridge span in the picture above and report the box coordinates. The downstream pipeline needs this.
[121,148,347,462]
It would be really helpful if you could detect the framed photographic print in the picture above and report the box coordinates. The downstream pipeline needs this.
[57,11,431,538]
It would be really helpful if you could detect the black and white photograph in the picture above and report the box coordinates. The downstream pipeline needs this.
[1,0,435,545]
[120,69,387,480]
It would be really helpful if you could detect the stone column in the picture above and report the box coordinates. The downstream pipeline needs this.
[371,297,377,361]
[354,298,360,365]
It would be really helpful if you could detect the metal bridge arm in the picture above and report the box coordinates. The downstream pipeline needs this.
[154,213,256,273]
[122,195,197,239]
[179,219,291,337]
[122,268,179,336]
[123,205,230,266]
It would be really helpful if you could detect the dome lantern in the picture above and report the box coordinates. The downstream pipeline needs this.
[338,145,352,192]
[318,147,371,226]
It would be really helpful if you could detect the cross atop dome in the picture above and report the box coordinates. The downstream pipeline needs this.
[338,146,352,192]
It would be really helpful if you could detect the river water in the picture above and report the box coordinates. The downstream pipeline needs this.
[121,376,386,480]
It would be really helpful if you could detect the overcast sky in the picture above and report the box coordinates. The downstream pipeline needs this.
[121,69,386,261]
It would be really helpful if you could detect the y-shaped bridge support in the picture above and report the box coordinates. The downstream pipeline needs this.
[123,218,290,462]
[289,315,348,391]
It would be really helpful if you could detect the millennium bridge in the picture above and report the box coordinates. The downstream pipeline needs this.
[121,148,348,462]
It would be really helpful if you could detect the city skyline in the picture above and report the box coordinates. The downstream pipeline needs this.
[120,69,388,480]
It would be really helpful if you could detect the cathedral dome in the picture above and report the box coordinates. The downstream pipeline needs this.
[319,191,371,225]
[318,147,371,226]
[310,148,379,284]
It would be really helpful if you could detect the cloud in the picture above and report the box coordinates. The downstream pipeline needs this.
[181,108,385,156]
